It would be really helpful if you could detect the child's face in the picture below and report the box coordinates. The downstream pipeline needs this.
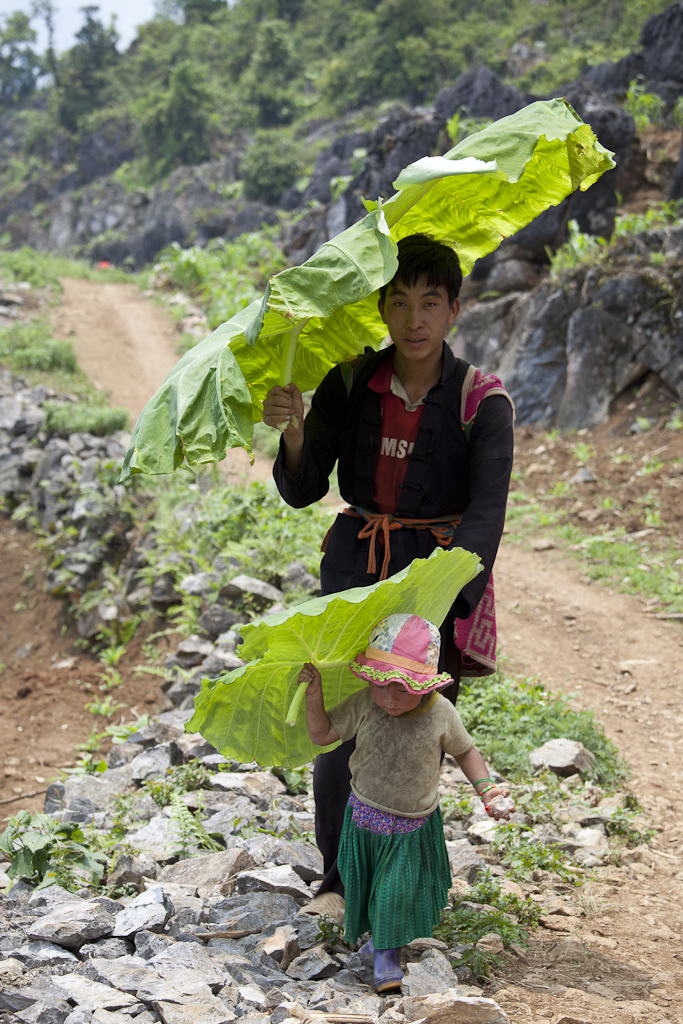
[369,680,422,716]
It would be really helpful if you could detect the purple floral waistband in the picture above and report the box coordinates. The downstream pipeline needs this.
[349,792,430,835]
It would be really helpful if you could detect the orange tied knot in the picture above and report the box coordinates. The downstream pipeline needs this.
[347,508,463,581]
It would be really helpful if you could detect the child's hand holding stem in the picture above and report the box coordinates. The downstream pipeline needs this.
[298,662,339,747]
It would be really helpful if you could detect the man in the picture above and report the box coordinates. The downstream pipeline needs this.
[263,233,514,913]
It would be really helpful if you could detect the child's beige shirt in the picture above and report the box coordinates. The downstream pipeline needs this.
[327,689,473,817]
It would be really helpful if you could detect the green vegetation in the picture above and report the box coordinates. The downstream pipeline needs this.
[458,671,628,789]
[149,229,286,331]
[0,247,130,288]
[0,0,673,202]
[137,475,331,607]
[624,77,666,133]
[505,488,683,611]
[143,758,214,808]
[0,810,108,890]
[436,875,541,975]
[1,319,77,373]
[43,399,129,437]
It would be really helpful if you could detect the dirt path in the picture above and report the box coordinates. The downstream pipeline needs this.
[51,279,180,421]
[491,540,683,1023]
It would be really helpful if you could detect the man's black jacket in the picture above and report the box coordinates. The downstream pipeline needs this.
[273,343,514,621]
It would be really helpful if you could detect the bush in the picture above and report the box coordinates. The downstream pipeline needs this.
[43,400,129,437]
[241,129,303,205]
[0,320,78,373]
[458,670,629,789]
[12,339,77,372]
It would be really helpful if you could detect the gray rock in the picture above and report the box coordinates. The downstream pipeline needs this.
[293,914,322,951]
[107,851,158,887]
[286,947,338,981]
[210,771,286,807]
[345,946,374,987]
[105,744,144,769]
[28,885,81,910]
[28,902,115,949]
[158,848,255,898]
[151,573,182,609]
[179,571,219,596]
[130,743,182,782]
[528,738,596,776]
[11,940,79,970]
[445,841,486,885]
[63,774,126,815]
[63,1011,92,1024]
[44,781,66,814]
[268,841,323,882]
[134,930,175,960]
[235,866,310,901]
[147,940,228,990]
[210,892,300,930]
[198,605,243,640]
[126,815,185,861]
[173,635,216,666]
[281,562,319,595]
[80,954,150,993]
[151,999,235,1024]
[220,575,283,608]
[568,466,597,485]
[401,950,457,997]
[51,974,138,1010]
[19,1001,73,1024]
[401,988,510,1024]
[112,888,173,937]
[201,649,246,675]
[174,732,216,760]
[80,938,134,960]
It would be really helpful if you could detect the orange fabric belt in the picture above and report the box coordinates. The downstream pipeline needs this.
[321,506,463,581]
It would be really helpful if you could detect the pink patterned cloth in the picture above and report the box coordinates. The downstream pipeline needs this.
[454,367,515,676]
[349,792,429,834]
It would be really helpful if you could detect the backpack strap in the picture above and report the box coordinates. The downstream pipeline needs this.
[460,364,515,443]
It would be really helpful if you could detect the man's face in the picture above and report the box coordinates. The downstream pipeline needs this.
[368,680,422,716]
[379,277,459,367]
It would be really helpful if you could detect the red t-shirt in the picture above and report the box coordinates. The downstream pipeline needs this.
[369,356,425,515]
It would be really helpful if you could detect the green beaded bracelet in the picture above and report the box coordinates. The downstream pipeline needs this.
[479,784,497,798]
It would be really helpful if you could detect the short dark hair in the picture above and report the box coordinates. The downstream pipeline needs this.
[380,233,463,304]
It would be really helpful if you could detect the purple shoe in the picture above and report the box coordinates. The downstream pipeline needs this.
[359,938,374,957]
[373,946,403,993]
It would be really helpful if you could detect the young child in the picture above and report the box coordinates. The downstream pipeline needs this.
[299,612,513,993]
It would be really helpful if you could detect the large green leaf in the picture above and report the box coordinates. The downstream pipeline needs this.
[186,546,481,768]
[121,99,614,479]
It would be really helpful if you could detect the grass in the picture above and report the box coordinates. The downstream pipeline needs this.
[458,671,629,790]
[0,246,132,290]
[43,400,129,437]
[505,489,683,612]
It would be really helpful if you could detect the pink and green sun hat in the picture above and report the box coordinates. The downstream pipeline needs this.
[349,613,454,694]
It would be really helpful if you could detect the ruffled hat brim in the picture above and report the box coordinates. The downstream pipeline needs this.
[349,652,454,694]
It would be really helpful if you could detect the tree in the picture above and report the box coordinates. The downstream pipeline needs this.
[137,60,214,180]
[0,11,42,108]
[31,0,58,86]
[241,129,302,204]
[239,19,299,127]
[58,6,119,130]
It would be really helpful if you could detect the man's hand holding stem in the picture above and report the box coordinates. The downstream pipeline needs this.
[263,384,305,474]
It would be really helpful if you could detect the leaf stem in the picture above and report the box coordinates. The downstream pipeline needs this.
[279,320,308,387]
[285,681,307,728]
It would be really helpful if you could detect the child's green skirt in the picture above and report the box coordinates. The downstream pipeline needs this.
[337,796,451,949]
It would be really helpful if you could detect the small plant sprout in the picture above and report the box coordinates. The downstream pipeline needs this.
[625,78,665,133]
[99,643,127,666]
[666,408,683,431]
[85,695,128,719]
[572,441,595,464]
